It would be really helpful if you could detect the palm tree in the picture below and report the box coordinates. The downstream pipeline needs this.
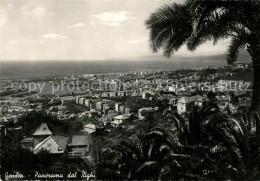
[204,111,260,179]
[161,104,219,145]
[161,105,225,178]
[111,130,174,180]
[96,104,259,179]
[145,0,260,112]
[163,104,260,179]
[111,128,215,180]
[94,148,123,180]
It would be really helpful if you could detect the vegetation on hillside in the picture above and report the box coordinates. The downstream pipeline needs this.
[94,105,260,180]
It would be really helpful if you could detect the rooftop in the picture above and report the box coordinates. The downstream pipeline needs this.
[32,123,52,136]
[33,135,69,153]
[68,135,93,146]
[178,95,206,103]
[52,135,69,151]
[113,114,130,120]
[21,137,34,142]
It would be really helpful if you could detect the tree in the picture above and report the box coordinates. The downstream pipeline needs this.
[94,148,123,180]
[111,131,169,180]
[96,104,259,179]
[170,104,220,146]
[145,0,260,112]
[204,112,260,179]
[16,111,83,136]
[108,129,211,180]
[161,104,260,179]
[3,146,40,176]
[160,105,224,178]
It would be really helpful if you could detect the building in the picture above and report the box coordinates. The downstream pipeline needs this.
[68,135,93,157]
[169,98,177,106]
[32,123,52,143]
[109,92,117,97]
[177,95,206,114]
[71,70,76,80]
[119,105,125,113]
[112,114,130,127]
[84,99,91,107]
[75,97,80,104]
[115,102,121,112]
[21,137,37,151]
[168,86,176,92]
[96,102,103,111]
[83,124,96,134]
[33,135,69,154]
[142,92,147,99]
[101,92,109,98]
[79,97,86,106]
[117,91,126,97]
[235,63,246,69]
[177,97,193,114]
[124,107,130,114]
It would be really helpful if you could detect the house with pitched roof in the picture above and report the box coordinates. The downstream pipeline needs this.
[68,135,93,157]
[22,123,69,155]
[33,135,69,154]
[22,123,53,150]
[177,95,206,114]
[32,123,52,142]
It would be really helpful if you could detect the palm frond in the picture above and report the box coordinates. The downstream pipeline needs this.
[135,161,158,174]
[145,3,193,57]
[227,37,246,64]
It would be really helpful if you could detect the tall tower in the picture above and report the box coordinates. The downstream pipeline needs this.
[71,69,76,80]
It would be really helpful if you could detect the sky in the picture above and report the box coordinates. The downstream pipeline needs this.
[0,0,231,61]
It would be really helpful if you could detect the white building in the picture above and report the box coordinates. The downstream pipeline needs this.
[168,86,176,92]
[83,123,96,134]
[115,102,121,112]
[177,95,206,114]
[33,136,68,154]
[112,114,130,127]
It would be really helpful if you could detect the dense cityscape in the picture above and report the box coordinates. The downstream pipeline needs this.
[1,0,260,179]
[0,62,256,180]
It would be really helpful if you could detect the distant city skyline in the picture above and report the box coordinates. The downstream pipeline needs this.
[1,0,233,61]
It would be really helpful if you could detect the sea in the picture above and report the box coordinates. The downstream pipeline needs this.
[0,60,227,80]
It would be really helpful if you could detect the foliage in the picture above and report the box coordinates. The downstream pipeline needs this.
[3,146,39,175]
[95,104,260,179]
[124,97,158,112]
[16,110,83,137]
[66,102,86,114]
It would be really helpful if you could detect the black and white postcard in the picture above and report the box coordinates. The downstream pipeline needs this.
[0,0,260,180]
